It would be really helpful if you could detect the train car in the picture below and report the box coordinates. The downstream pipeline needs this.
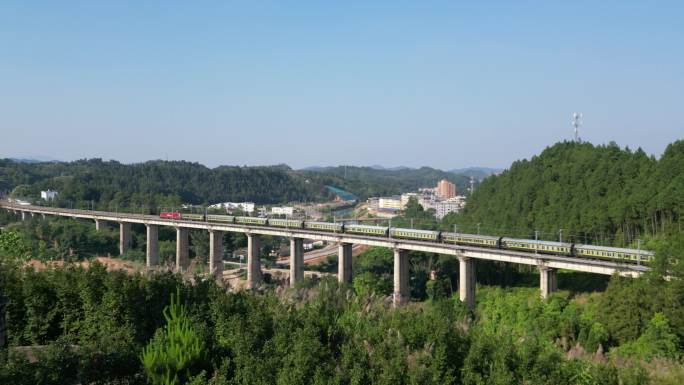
[160,212,181,220]
[390,227,440,241]
[442,232,501,248]
[345,224,389,237]
[206,214,235,223]
[180,213,205,221]
[574,244,654,264]
[500,238,572,255]
[499,238,571,254]
[235,216,268,226]
[304,221,344,233]
[269,218,304,229]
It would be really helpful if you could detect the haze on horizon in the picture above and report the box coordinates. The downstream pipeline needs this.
[1,2,682,170]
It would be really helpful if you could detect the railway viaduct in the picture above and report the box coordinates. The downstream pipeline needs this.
[1,202,650,309]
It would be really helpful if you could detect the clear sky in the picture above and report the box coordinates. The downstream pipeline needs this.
[1,1,682,170]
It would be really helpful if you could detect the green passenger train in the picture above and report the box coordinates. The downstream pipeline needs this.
[159,212,654,264]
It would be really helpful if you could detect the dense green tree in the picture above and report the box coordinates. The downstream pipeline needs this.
[141,289,207,385]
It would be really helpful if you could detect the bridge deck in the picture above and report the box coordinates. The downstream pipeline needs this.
[1,202,649,277]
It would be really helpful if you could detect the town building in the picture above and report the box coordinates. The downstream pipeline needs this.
[40,189,59,201]
[418,195,438,211]
[208,202,255,213]
[367,197,379,210]
[436,179,457,199]
[400,193,419,208]
[379,196,402,210]
[271,206,295,216]
[435,196,466,219]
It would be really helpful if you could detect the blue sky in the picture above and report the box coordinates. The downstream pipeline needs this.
[1,1,682,169]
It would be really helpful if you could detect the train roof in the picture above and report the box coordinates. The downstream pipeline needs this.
[443,232,500,240]
[307,221,341,224]
[346,224,389,230]
[575,243,654,255]
[501,237,572,247]
[390,227,440,234]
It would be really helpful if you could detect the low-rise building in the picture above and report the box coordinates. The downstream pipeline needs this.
[271,206,295,216]
[418,195,438,211]
[435,196,466,219]
[41,190,58,201]
[400,193,419,208]
[209,202,255,213]
[379,196,402,210]
[367,197,380,210]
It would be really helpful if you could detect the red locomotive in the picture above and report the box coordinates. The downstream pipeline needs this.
[159,212,181,219]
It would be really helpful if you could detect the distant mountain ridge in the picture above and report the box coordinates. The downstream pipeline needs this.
[449,167,503,180]
[8,156,59,163]
[301,165,501,175]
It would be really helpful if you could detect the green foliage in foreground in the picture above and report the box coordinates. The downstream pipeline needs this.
[1,261,684,385]
[142,289,207,385]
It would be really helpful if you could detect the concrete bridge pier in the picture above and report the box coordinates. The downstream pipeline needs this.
[393,249,409,307]
[539,266,558,299]
[21,211,26,221]
[338,242,353,283]
[289,238,304,286]
[41,213,46,219]
[146,224,159,268]
[119,222,132,255]
[30,212,35,218]
[176,227,189,272]
[95,219,105,232]
[246,233,262,289]
[459,256,476,310]
[209,230,224,278]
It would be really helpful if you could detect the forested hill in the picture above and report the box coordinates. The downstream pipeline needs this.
[0,159,327,209]
[456,140,684,246]
[1,159,478,208]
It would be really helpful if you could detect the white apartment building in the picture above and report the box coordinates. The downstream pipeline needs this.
[41,189,59,201]
[379,196,402,210]
[418,195,438,211]
[435,196,467,219]
[400,193,419,208]
[271,206,295,216]
[209,202,256,213]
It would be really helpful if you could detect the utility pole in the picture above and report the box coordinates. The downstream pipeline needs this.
[535,230,539,255]
[0,275,6,350]
[559,229,563,243]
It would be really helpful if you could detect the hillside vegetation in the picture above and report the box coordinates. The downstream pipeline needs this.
[1,263,684,385]
[0,159,329,209]
[455,141,684,248]
[0,160,474,210]
[2,140,684,384]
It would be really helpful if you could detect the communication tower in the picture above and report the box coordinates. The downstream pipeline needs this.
[572,112,583,142]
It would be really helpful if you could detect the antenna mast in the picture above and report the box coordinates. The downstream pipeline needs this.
[572,112,583,142]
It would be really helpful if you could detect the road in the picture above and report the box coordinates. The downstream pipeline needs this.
[278,243,367,265]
